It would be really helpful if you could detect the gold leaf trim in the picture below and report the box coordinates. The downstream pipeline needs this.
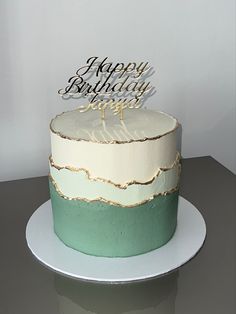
[49,175,180,208]
[50,109,179,144]
[49,152,181,189]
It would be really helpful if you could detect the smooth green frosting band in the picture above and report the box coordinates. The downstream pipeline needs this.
[49,181,179,257]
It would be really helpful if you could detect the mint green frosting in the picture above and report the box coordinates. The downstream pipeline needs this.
[49,162,179,206]
[49,181,179,257]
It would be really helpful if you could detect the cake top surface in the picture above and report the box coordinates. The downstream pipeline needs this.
[50,108,178,143]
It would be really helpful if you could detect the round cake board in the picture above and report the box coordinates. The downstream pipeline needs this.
[26,196,206,283]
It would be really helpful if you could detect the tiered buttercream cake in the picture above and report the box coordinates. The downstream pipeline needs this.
[49,108,180,257]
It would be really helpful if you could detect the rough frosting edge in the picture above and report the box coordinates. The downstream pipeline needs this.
[50,109,179,144]
[49,175,180,208]
[49,152,181,189]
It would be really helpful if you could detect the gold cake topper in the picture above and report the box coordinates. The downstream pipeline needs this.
[58,57,154,120]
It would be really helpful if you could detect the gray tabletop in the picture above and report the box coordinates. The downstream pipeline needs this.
[0,157,235,314]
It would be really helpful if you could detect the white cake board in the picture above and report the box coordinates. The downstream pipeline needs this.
[26,196,206,283]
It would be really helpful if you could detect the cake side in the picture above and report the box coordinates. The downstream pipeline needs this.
[49,155,180,207]
[49,108,180,257]
[50,109,178,185]
[50,180,179,257]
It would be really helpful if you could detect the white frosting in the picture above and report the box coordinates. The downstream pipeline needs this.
[50,108,179,185]
[50,162,179,206]
[51,132,177,184]
[51,108,178,143]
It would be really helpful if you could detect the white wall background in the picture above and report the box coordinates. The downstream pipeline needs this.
[0,0,235,181]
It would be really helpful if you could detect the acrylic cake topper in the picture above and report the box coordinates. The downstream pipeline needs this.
[58,57,154,120]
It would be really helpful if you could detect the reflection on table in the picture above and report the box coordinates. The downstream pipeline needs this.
[54,271,178,314]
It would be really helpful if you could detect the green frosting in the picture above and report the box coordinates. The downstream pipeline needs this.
[49,181,179,257]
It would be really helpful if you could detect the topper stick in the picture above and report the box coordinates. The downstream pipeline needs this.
[120,107,124,120]
[101,107,105,120]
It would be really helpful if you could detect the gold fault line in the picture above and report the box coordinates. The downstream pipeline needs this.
[49,175,180,208]
[49,152,181,189]
[49,110,179,144]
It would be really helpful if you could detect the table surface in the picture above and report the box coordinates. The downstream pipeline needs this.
[0,157,235,314]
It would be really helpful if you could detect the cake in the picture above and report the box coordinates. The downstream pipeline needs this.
[49,108,180,257]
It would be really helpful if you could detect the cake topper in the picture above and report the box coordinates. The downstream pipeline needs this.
[58,57,153,120]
